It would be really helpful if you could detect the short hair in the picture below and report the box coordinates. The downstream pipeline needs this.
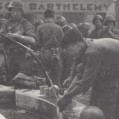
[44,9,54,19]
[61,28,84,49]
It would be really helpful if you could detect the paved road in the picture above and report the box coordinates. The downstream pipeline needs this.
[0,105,48,119]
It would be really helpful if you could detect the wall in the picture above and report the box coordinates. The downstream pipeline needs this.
[0,0,115,25]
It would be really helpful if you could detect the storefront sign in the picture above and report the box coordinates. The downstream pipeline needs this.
[28,2,111,12]
[0,1,113,13]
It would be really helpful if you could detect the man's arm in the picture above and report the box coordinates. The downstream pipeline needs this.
[64,53,102,99]
[57,53,102,112]
[21,20,36,45]
[65,62,85,92]
[63,57,83,87]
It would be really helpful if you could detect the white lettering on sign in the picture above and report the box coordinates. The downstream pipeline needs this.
[0,1,112,13]
[28,2,111,13]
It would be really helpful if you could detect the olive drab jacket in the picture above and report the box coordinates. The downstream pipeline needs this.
[100,27,119,40]
[36,19,63,49]
[75,38,119,92]
[89,26,105,39]
[0,18,36,50]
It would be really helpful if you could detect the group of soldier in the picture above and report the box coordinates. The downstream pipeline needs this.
[56,15,119,119]
[0,0,119,119]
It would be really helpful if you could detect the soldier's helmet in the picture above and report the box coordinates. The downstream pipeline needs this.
[8,0,24,12]
[92,15,103,24]
[80,106,105,119]
[81,22,90,30]
[55,16,67,27]
[69,23,77,29]
[77,23,83,28]
[103,15,116,26]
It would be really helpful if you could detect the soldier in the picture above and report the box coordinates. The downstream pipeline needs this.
[0,0,36,81]
[77,22,90,38]
[57,29,119,119]
[69,23,77,29]
[36,9,63,88]
[34,20,44,33]
[101,15,119,39]
[55,16,72,35]
[90,15,104,39]
[80,106,105,119]
[55,16,74,87]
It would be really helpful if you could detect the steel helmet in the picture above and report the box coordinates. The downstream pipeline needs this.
[80,106,105,119]
[92,15,103,24]
[77,23,83,28]
[81,22,90,30]
[103,15,116,26]
[8,0,23,12]
[55,16,67,27]
[69,23,77,29]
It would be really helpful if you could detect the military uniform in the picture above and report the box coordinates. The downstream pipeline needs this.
[89,27,104,39]
[1,18,36,80]
[101,15,119,39]
[78,22,90,38]
[90,15,104,39]
[60,26,72,86]
[62,25,72,35]
[70,38,119,119]
[100,27,119,39]
[36,19,63,87]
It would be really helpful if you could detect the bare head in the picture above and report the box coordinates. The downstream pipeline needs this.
[44,9,54,20]
[61,28,86,58]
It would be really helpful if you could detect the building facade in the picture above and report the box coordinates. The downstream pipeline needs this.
[0,0,116,25]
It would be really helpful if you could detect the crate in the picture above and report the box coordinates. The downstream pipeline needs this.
[15,89,57,118]
[0,85,15,105]
[36,97,57,117]
[15,89,40,111]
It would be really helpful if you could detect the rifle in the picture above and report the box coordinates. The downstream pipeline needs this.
[0,33,63,119]
[0,34,57,95]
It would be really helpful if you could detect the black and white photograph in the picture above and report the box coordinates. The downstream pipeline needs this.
[0,0,118,119]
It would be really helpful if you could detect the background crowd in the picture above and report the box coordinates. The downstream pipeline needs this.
[0,0,119,119]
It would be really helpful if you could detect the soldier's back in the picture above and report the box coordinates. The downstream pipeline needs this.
[37,22,63,48]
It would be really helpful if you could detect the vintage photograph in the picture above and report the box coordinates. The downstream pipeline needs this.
[0,0,118,119]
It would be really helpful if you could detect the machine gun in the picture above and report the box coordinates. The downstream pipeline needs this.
[0,33,63,119]
[0,33,55,88]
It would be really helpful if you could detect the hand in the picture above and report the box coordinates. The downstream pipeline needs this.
[57,95,72,112]
[64,90,68,94]
[63,76,73,87]
[7,33,22,39]
[25,52,31,59]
